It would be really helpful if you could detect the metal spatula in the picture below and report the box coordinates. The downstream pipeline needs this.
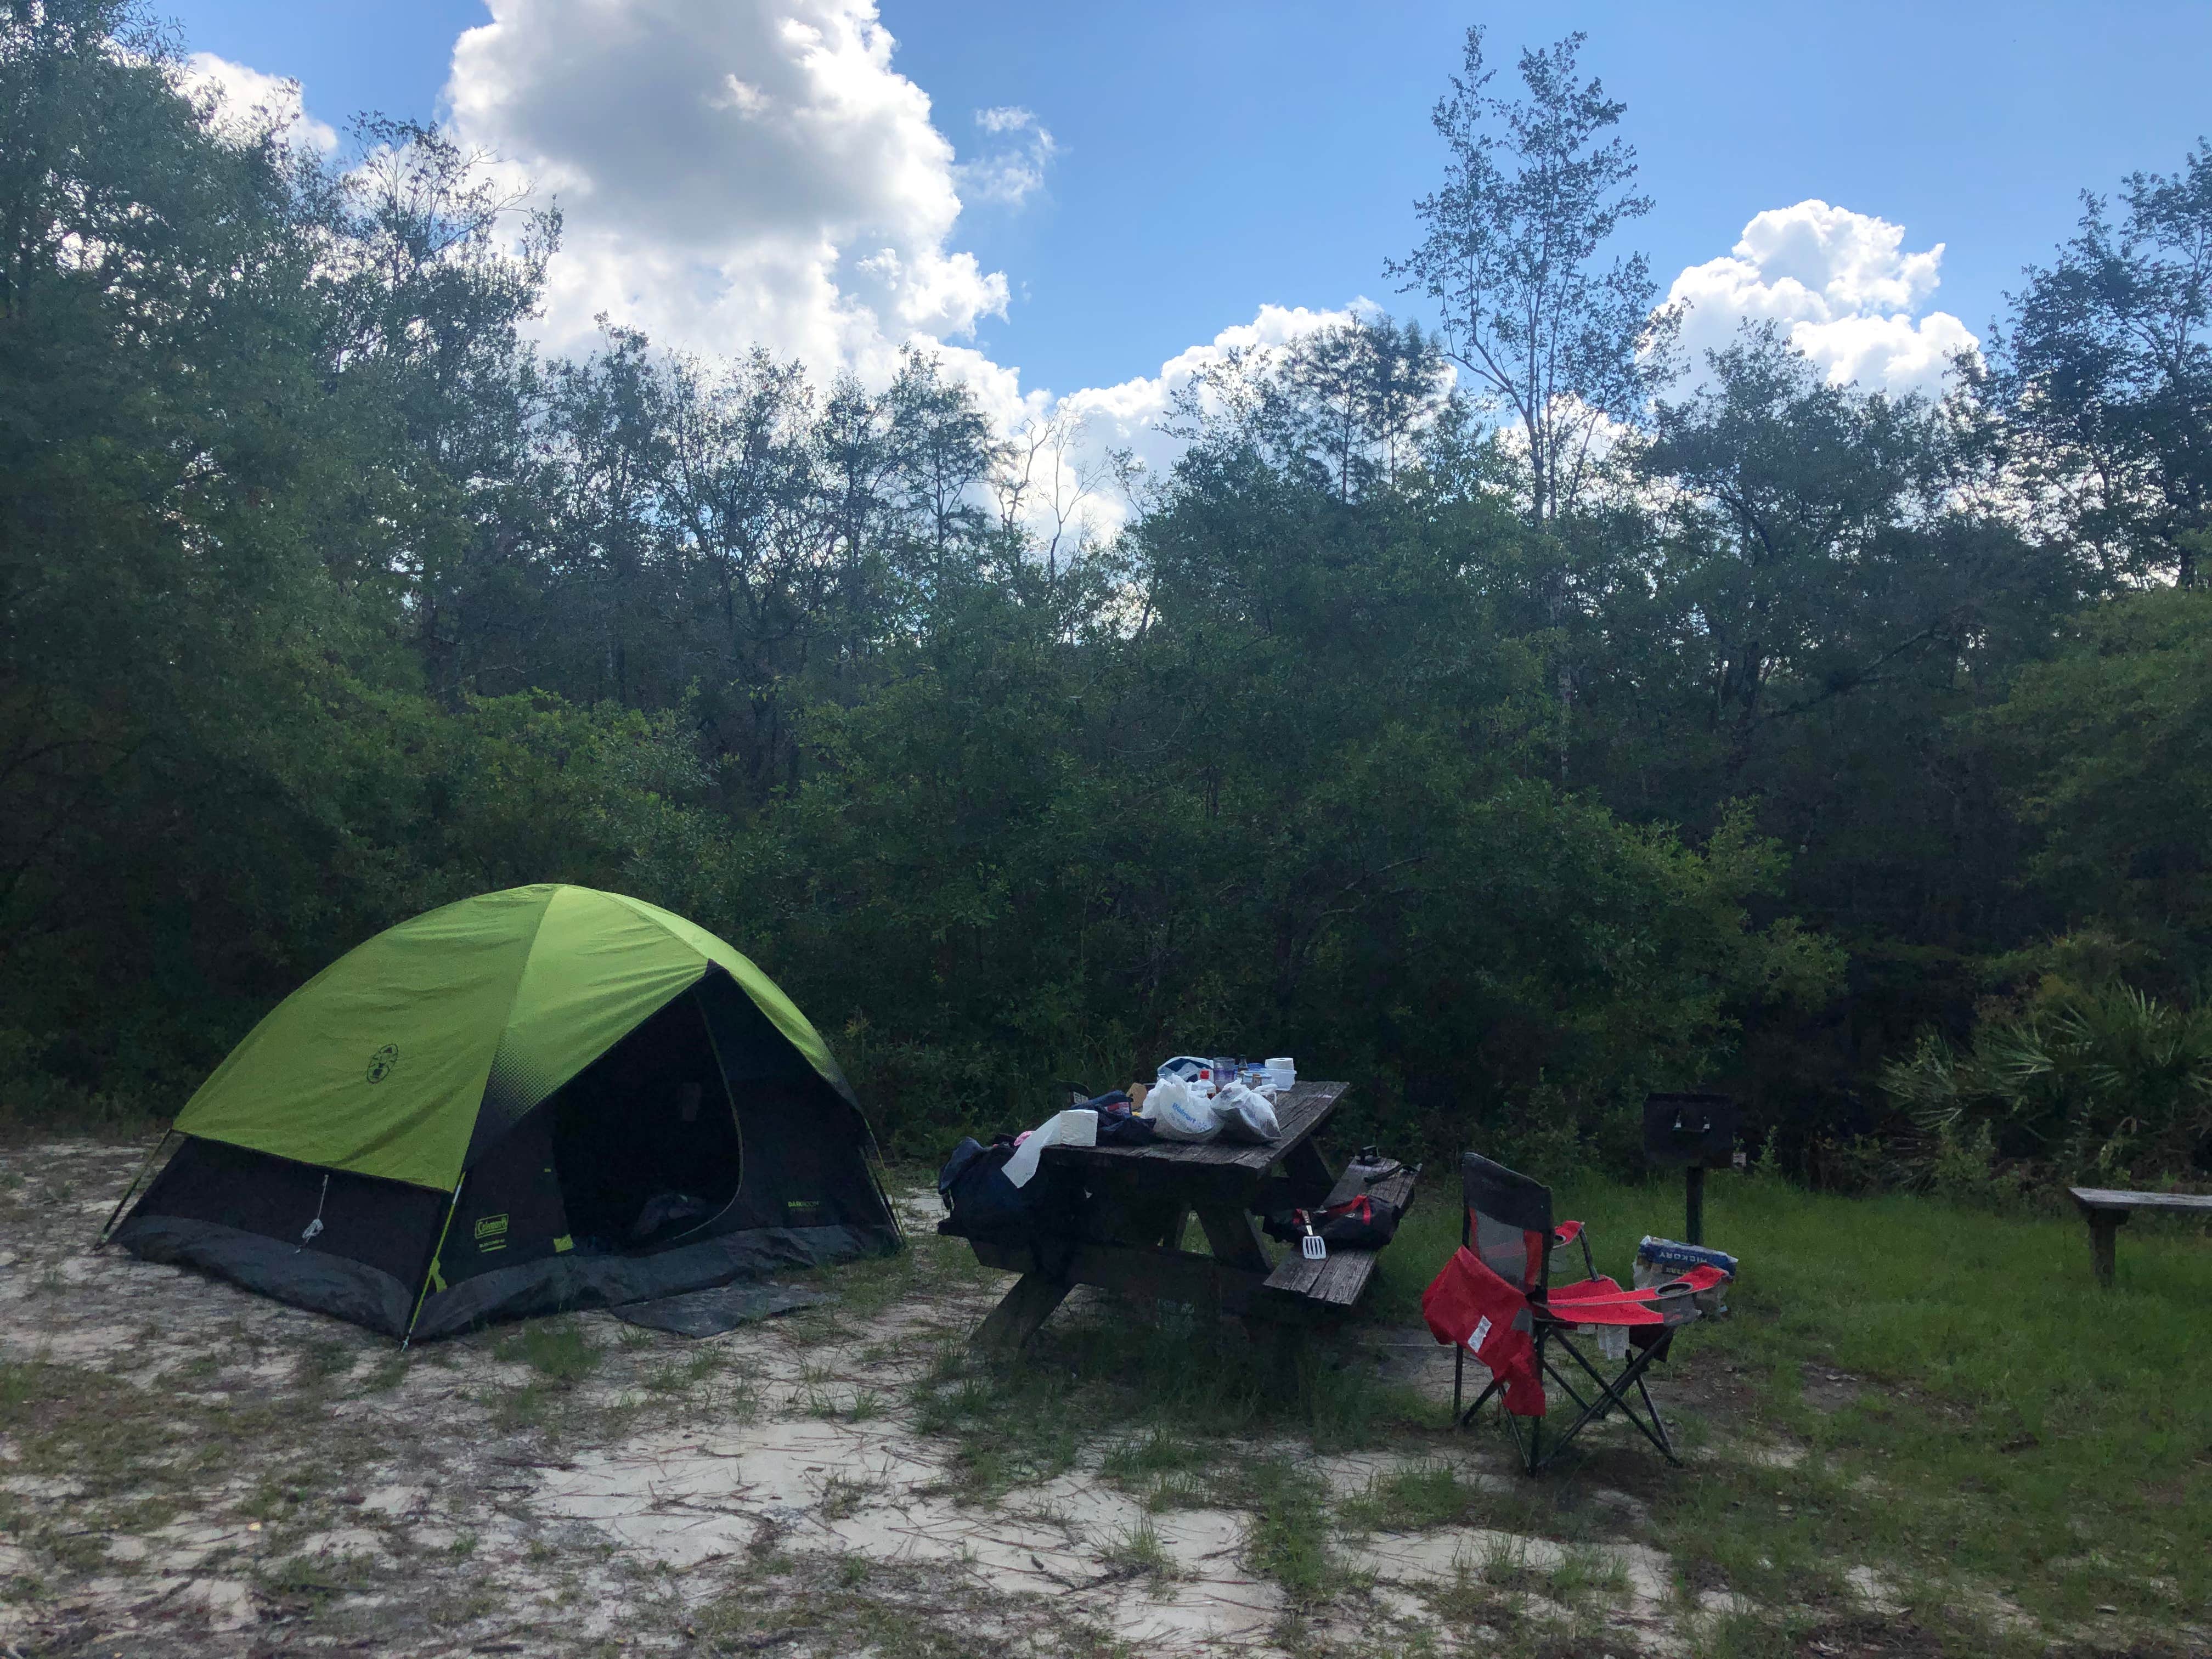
[1301,1226,1327,1261]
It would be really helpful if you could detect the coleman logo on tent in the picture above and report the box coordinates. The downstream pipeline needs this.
[365,1043,399,1084]
[473,1214,509,1252]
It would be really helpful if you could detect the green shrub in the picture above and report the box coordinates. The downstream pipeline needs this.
[1882,976,2212,1187]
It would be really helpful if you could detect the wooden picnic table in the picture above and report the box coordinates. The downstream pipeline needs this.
[2068,1186,2212,1286]
[944,1080,1417,1357]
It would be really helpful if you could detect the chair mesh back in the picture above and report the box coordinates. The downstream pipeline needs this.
[1461,1152,1554,1292]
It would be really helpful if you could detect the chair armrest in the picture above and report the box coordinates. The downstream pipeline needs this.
[1554,1219,1596,1282]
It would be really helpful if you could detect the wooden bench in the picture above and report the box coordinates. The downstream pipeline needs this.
[2068,1187,2212,1286]
[1250,1166,1420,1323]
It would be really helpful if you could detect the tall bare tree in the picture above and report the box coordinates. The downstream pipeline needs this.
[1387,27,1675,528]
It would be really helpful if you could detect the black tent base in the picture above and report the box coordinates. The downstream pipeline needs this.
[115,1211,898,1341]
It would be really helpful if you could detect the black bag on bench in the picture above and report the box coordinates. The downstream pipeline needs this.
[1262,1191,1404,1250]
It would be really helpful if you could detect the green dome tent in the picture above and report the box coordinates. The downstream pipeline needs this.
[105,885,899,1340]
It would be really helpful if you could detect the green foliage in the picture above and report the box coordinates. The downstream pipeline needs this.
[1988,139,2212,588]
[1882,975,2212,1183]
[1979,589,2212,970]
[4,5,2209,1193]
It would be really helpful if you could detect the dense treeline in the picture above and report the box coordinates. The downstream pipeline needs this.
[4,4,2208,1186]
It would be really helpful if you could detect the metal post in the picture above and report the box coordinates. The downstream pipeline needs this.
[1685,1165,1705,1246]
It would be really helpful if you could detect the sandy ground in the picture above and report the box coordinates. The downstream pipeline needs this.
[0,1140,1950,1658]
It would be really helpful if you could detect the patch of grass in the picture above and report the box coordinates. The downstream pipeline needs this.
[297,1337,357,1386]
[258,1550,381,1606]
[716,1372,764,1424]
[358,1354,410,1393]
[643,1357,706,1395]
[817,1472,876,1522]
[692,1551,1032,1659]
[1477,1534,1542,1593]
[1422,1562,1516,1642]
[494,1319,601,1385]
[1339,1459,1476,1533]
[1101,1514,1175,1579]
[911,1294,1431,1511]
[1545,1544,1625,1607]
[1142,1470,1212,1512]
[1691,1606,1829,1659]
[1379,1168,2212,1633]
[1100,1424,1194,1476]
[1239,1458,1345,1607]
[492,1380,557,1434]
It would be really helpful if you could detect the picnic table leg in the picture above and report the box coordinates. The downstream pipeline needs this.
[973,1272,1071,1353]
[1192,1199,1311,1387]
[1193,1203,1272,1274]
[1282,1138,1335,1204]
[1248,1315,1306,1385]
[2085,1210,2126,1288]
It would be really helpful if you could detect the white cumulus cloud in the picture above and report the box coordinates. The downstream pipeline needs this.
[432,0,1354,537]
[442,0,1025,381]
[180,52,338,153]
[958,106,1057,208]
[1666,200,1976,397]
[1060,302,1365,475]
[183,9,1407,548]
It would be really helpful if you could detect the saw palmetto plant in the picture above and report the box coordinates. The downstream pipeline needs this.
[1882,980,2212,1184]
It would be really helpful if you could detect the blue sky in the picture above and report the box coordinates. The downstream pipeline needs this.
[168,2,2210,432]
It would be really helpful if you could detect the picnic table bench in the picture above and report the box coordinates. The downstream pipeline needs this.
[2068,1186,2212,1286]
[941,1080,1416,1358]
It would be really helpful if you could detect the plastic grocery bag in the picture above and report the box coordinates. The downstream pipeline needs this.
[1141,1075,1220,1142]
[1211,1081,1280,1144]
[1001,1109,1099,1189]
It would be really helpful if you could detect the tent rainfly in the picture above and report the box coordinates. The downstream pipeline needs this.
[103,884,899,1340]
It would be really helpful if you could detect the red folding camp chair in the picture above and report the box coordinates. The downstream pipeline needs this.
[1431,1152,1726,1474]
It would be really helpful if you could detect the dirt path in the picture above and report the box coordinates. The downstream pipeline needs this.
[0,1141,1987,1658]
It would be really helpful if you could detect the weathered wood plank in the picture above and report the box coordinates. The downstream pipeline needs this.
[973,1273,1071,1353]
[1194,1203,1272,1274]
[2069,1187,2212,1214]
[1266,1251,1325,1297]
[1042,1082,1347,1175]
[1249,1161,1422,1319]
[1365,1169,1419,1211]
[2064,1187,2212,1289]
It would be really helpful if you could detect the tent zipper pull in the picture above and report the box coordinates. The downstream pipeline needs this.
[298,1172,329,1251]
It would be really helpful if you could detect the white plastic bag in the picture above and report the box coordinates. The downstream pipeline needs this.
[1210,1081,1280,1144]
[1141,1075,1220,1142]
[1001,1108,1098,1189]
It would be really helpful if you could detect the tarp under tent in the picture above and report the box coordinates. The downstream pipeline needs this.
[103,884,900,1340]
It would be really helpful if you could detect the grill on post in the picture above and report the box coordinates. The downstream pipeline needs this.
[1641,1092,1740,1245]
